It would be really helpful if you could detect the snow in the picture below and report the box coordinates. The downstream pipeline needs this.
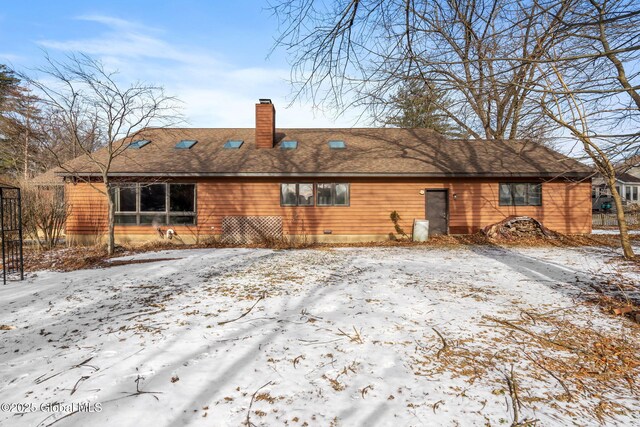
[1,245,639,426]
[591,229,640,235]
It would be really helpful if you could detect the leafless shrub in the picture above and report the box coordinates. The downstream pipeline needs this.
[21,181,69,250]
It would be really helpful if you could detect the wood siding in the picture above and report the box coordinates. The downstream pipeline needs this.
[65,177,592,240]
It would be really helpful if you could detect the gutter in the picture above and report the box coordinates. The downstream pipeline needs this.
[56,171,593,179]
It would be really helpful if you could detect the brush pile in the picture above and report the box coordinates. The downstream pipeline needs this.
[482,216,558,240]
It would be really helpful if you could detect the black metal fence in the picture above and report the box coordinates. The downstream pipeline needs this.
[0,186,24,284]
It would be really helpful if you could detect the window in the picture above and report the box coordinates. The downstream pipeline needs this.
[634,187,639,201]
[328,140,346,149]
[127,140,151,149]
[280,141,298,150]
[298,184,313,205]
[113,184,135,212]
[626,186,632,201]
[499,183,542,206]
[140,184,166,212]
[280,183,350,207]
[175,140,197,149]
[317,183,349,206]
[224,140,243,149]
[114,183,196,225]
[280,183,313,206]
[170,184,195,212]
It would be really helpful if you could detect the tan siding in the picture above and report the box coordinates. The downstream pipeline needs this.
[65,177,592,240]
[65,182,108,234]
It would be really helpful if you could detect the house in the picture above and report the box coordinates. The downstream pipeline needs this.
[52,100,592,244]
[592,172,640,211]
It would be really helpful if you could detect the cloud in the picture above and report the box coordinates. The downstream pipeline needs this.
[36,14,365,127]
[39,15,215,67]
[0,53,26,64]
[75,14,156,32]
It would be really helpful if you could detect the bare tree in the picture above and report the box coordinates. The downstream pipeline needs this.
[23,53,181,255]
[272,0,639,257]
[536,0,640,258]
[271,0,576,139]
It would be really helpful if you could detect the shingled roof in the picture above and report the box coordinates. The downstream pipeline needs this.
[56,127,591,178]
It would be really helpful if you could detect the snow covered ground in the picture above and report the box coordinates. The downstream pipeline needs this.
[1,246,639,426]
[591,229,640,235]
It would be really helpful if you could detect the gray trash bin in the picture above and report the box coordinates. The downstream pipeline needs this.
[413,219,429,242]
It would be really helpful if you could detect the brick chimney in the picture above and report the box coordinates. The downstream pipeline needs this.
[255,99,275,148]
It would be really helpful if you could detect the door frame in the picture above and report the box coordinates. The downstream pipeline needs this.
[425,188,449,235]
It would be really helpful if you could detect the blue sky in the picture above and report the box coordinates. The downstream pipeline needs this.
[0,1,362,127]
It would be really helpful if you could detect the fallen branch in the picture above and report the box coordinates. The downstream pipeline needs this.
[336,326,364,344]
[70,375,90,395]
[504,365,521,425]
[484,316,584,354]
[125,309,166,321]
[245,381,274,427]
[35,357,98,385]
[361,385,373,398]
[522,352,573,401]
[432,327,448,359]
[218,293,266,326]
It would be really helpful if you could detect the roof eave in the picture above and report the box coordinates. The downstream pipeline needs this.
[55,171,593,179]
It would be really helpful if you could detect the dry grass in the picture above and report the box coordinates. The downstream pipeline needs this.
[412,309,640,423]
[23,244,180,272]
[23,231,640,273]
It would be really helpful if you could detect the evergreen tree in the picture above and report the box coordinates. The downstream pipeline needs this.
[384,80,466,138]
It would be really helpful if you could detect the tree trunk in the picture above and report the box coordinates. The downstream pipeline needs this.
[24,112,29,180]
[605,174,635,259]
[105,179,116,256]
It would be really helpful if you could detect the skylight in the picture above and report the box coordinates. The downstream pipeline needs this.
[280,141,298,150]
[328,140,346,149]
[224,140,244,149]
[128,140,151,149]
[175,140,197,149]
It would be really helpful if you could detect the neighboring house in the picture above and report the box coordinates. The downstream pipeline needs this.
[592,172,640,211]
[45,100,592,244]
[620,154,640,179]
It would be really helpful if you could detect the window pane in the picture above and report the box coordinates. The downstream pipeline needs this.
[626,187,631,200]
[317,184,333,206]
[334,184,349,206]
[140,184,166,212]
[170,184,195,212]
[298,184,314,206]
[634,187,638,201]
[115,214,137,225]
[119,185,137,212]
[528,183,542,206]
[280,141,298,150]
[512,183,527,206]
[169,215,196,225]
[328,140,346,149]
[140,214,167,225]
[281,184,297,206]
[499,183,512,205]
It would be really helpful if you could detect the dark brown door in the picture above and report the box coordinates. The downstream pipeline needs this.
[425,190,448,235]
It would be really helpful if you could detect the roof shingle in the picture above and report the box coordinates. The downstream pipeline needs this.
[56,128,591,178]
